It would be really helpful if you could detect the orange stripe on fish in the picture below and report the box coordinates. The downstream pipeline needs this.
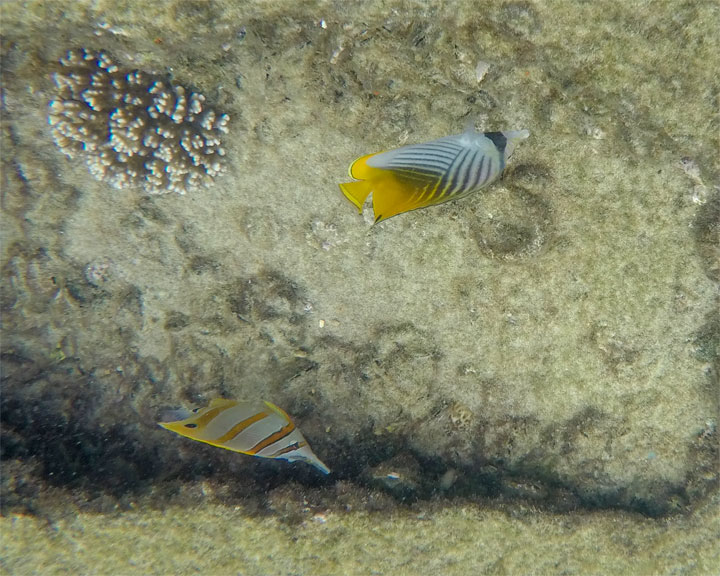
[159,398,330,474]
[246,420,295,455]
[213,410,269,444]
[270,441,307,458]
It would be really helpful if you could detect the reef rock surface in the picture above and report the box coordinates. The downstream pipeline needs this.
[1,3,718,571]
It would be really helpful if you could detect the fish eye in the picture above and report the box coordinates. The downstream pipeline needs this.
[192,408,200,413]
[184,423,198,428]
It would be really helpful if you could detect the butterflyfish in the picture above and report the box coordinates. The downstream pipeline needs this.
[159,398,330,474]
[339,128,530,222]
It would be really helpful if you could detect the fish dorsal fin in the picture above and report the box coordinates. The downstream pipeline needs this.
[263,400,291,423]
[209,398,237,409]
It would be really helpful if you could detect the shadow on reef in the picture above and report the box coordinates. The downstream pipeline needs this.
[3,349,716,520]
[692,188,720,284]
[0,353,162,497]
[0,238,716,519]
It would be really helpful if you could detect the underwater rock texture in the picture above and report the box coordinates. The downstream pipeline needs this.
[2,493,719,575]
[1,0,719,572]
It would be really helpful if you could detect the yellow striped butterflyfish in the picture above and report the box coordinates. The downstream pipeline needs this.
[159,398,330,474]
[339,128,530,222]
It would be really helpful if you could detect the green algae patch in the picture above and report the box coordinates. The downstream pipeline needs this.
[2,496,719,575]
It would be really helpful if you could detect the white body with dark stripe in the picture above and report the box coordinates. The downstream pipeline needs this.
[159,398,330,474]
[367,129,529,202]
[339,128,529,222]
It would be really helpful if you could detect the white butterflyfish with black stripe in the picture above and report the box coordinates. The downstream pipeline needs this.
[159,398,330,474]
[339,127,530,222]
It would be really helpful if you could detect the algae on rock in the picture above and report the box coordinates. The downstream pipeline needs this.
[1,0,718,532]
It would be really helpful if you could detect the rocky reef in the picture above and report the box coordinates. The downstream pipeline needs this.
[1,0,718,573]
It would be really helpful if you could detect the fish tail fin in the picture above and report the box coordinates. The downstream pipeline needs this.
[463,117,478,134]
[339,180,373,213]
[505,129,530,141]
[502,129,530,159]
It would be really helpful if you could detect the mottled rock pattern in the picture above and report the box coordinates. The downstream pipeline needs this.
[1,0,718,522]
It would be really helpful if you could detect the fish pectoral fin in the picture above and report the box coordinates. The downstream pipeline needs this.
[339,180,373,212]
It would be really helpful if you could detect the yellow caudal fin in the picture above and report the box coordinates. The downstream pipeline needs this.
[348,153,384,179]
[340,151,439,220]
[339,180,373,212]
[339,152,385,212]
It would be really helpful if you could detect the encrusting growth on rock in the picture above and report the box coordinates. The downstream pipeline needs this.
[48,48,229,195]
